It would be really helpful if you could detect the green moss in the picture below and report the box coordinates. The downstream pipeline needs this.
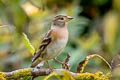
[6,68,32,79]
[44,70,74,80]
[44,70,111,80]
[74,72,110,80]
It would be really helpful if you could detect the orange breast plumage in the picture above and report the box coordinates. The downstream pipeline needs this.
[45,27,68,59]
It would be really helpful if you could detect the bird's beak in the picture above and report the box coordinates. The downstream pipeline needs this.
[66,16,73,22]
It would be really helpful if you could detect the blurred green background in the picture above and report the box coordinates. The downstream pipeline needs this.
[0,0,120,79]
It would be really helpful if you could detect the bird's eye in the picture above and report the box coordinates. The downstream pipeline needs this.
[60,18,64,20]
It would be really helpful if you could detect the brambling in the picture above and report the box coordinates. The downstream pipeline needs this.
[30,14,73,68]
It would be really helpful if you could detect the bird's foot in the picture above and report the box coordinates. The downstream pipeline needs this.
[49,67,54,72]
[62,63,70,70]
[46,61,54,72]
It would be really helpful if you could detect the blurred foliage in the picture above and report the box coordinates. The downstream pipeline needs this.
[0,0,120,79]
[22,33,35,55]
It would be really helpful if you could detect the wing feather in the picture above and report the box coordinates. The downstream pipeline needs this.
[32,30,52,63]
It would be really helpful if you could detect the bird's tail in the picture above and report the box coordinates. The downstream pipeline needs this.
[30,58,43,68]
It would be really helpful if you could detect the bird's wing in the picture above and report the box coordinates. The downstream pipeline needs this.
[32,30,53,63]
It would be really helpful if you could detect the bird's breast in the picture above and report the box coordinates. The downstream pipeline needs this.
[46,38,68,59]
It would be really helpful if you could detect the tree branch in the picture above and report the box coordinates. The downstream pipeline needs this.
[0,68,110,80]
[4,68,74,79]
[0,54,111,80]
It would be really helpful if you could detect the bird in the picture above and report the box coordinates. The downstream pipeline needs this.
[30,14,73,69]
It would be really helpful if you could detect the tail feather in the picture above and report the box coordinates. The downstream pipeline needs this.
[30,58,43,68]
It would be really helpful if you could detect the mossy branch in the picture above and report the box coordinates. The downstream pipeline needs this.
[0,54,111,80]
[0,68,110,80]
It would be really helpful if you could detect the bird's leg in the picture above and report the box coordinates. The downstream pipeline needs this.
[53,58,63,65]
[46,61,53,72]
[54,54,70,70]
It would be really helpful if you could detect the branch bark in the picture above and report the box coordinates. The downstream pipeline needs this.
[4,68,75,79]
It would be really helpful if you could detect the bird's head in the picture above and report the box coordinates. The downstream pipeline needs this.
[51,14,73,29]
